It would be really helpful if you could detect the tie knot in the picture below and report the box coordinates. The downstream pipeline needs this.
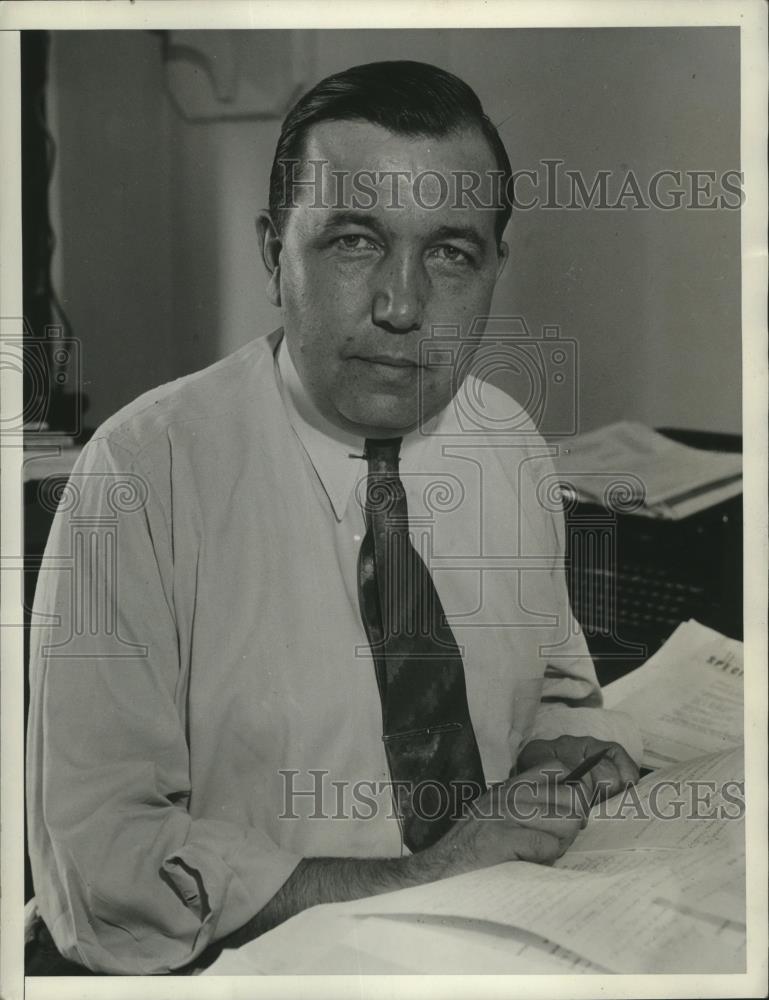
[364,437,403,474]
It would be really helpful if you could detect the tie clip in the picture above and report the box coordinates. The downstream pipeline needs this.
[382,722,463,742]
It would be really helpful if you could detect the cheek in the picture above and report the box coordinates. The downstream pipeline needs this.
[279,256,314,319]
[282,259,370,341]
[426,274,497,328]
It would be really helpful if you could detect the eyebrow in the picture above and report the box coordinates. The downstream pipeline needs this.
[429,225,488,251]
[319,211,386,235]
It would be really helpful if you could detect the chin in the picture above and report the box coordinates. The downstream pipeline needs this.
[340,400,420,435]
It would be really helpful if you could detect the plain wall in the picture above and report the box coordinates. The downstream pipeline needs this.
[48,28,741,435]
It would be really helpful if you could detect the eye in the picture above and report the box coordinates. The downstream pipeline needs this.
[430,244,472,265]
[333,234,378,252]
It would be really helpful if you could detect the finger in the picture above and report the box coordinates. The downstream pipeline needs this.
[520,814,583,849]
[514,823,579,857]
[513,757,571,786]
[577,768,596,796]
[514,828,565,865]
[502,786,586,841]
[515,739,558,773]
[607,743,641,785]
[590,758,624,798]
[508,761,593,821]
[568,776,596,827]
[538,762,597,819]
[591,744,640,796]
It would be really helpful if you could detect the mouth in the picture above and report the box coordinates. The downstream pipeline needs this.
[354,354,421,369]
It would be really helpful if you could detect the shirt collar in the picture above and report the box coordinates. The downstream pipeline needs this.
[276,337,366,521]
[275,335,441,522]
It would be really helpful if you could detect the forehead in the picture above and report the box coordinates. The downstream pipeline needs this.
[288,119,501,236]
[304,119,498,177]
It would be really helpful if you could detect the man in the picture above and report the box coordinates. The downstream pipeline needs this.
[27,60,641,975]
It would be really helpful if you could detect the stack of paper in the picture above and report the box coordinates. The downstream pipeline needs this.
[603,618,743,769]
[553,421,742,519]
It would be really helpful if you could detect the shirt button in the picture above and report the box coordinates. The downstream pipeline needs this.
[353,533,361,542]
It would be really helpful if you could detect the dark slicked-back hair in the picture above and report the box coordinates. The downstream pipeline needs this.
[269,60,513,243]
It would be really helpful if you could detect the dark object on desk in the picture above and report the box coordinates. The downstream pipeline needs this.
[564,427,742,686]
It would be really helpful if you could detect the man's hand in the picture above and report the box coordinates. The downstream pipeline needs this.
[515,735,639,802]
[413,758,588,880]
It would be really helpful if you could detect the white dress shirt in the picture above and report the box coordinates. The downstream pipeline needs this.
[26,330,641,973]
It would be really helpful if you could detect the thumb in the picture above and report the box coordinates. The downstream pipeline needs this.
[516,757,571,785]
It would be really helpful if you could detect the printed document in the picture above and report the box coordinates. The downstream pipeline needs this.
[602,619,743,769]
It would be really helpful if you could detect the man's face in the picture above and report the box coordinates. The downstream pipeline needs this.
[264,119,508,436]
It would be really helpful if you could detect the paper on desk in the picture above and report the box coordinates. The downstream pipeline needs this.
[205,908,606,975]
[563,746,746,925]
[572,745,744,852]
[344,858,743,974]
[342,747,746,973]
[208,861,742,976]
[554,421,741,515]
[602,619,743,769]
[559,846,745,926]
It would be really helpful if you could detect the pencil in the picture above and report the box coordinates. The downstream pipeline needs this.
[562,747,611,784]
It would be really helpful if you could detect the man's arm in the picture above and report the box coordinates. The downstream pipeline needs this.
[227,759,586,945]
[516,435,644,765]
[27,438,302,974]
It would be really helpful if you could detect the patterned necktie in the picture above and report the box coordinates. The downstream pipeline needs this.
[357,437,486,851]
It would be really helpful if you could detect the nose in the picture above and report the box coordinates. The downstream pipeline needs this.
[371,251,425,334]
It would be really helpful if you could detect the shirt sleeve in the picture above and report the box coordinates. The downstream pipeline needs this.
[26,435,301,974]
[518,440,644,765]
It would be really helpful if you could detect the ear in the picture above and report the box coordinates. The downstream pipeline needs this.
[495,239,510,281]
[256,211,283,308]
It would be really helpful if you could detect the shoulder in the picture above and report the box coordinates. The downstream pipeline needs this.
[455,373,563,523]
[86,333,279,462]
[457,372,553,457]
